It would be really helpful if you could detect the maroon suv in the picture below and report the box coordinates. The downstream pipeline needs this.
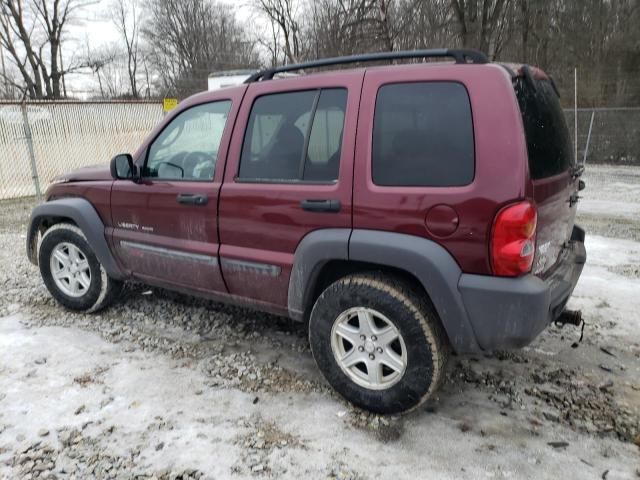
[27,49,586,413]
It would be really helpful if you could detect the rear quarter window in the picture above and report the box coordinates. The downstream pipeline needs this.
[372,82,475,187]
[515,78,575,179]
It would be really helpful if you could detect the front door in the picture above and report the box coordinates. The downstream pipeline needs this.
[110,94,241,294]
[218,71,363,311]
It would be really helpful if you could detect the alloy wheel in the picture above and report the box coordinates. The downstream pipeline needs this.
[330,307,407,390]
[49,242,92,297]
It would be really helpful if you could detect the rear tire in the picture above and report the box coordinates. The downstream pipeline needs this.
[38,223,122,313]
[309,273,448,414]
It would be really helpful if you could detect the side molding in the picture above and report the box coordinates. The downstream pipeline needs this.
[26,197,125,280]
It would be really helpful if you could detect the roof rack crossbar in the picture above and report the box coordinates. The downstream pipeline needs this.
[245,49,489,83]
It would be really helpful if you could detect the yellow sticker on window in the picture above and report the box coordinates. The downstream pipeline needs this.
[163,98,178,112]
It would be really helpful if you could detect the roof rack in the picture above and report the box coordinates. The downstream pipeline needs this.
[245,49,489,83]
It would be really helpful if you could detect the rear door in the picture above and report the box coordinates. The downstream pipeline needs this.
[515,75,579,276]
[353,67,494,274]
[110,92,242,293]
[218,72,362,311]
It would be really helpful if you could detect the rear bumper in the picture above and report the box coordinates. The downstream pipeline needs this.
[458,226,587,351]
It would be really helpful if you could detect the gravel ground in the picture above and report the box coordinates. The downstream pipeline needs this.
[0,164,639,479]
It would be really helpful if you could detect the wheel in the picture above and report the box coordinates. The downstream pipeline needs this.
[38,223,123,313]
[308,273,448,414]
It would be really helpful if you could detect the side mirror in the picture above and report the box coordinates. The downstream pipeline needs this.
[578,179,586,191]
[110,153,137,181]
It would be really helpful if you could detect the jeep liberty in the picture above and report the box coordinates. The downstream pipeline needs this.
[27,49,586,413]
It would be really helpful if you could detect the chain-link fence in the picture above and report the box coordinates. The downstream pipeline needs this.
[564,107,640,165]
[0,101,163,200]
[1,102,638,200]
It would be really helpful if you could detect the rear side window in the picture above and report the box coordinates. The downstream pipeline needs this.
[372,82,474,187]
[515,78,574,179]
[238,88,347,182]
[304,89,346,181]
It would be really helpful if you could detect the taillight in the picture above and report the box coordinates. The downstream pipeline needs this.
[490,201,537,277]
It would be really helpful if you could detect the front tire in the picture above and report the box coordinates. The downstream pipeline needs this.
[309,273,448,414]
[38,223,122,313]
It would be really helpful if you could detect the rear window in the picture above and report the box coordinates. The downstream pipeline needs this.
[372,82,475,187]
[515,77,574,179]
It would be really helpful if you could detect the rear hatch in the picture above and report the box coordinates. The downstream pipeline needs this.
[514,69,580,277]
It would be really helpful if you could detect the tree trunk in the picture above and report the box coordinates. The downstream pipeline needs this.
[377,0,395,51]
[521,0,529,62]
[50,39,61,98]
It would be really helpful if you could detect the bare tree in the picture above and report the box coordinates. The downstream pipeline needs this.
[0,0,43,98]
[144,0,259,97]
[84,40,119,98]
[252,0,303,63]
[393,0,456,50]
[255,11,285,67]
[0,0,94,99]
[0,44,20,97]
[306,0,398,58]
[449,0,511,58]
[97,55,127,98]
[2,0,637,105]
[110,0,140,97]
[375,0,398,51]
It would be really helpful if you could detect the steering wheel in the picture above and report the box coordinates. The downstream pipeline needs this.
[184,151,215,179]
[155,161,184,178]
[184,151,211,165]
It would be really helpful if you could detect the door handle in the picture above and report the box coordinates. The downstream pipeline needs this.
[300,199,341,213]
[176,193,208,206]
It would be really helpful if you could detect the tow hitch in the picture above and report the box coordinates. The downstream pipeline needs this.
[555,309,582,327]
[554,309,586,348]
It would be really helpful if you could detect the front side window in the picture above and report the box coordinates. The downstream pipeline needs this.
[372,82,475,187]
[145,100,231,180]
[238,88,347,182]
